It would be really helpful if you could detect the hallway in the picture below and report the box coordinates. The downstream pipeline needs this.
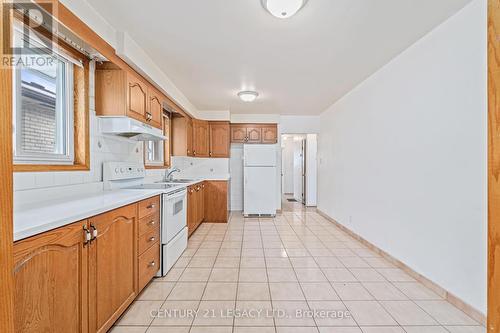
[111,206,484,332]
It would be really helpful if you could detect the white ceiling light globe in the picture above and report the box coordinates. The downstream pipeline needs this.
[262,0,308,19]
[238,91,259,102]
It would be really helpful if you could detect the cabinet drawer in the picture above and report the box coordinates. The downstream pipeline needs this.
[139,212,160,236]
[138,196,160,219]
[138,241,160,291]
[138,226,160,255]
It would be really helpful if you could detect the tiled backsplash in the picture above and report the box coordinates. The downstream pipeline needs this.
[169,156,229,178]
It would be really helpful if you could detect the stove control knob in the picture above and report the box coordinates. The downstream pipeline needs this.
[120,168,124,173]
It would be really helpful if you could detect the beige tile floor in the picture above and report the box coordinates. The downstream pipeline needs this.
[111,208,485,333]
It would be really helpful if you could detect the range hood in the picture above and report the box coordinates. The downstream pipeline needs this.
[99,117,166,141]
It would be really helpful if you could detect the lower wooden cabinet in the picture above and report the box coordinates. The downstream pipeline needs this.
[188,180,229,237]
[13,196,161,333]
[13,221,89,333]
[204,180,229,223]
[88,205,137,333]
[187,182,205,236]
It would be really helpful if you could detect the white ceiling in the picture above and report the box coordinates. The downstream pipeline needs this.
[86,0,471,115]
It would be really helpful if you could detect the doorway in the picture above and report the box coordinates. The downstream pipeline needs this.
[281,134,317,211]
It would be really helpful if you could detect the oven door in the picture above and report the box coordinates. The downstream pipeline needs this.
[162,189,187,244]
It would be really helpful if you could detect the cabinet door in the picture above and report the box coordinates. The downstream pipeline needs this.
[148,88,163,129]
[126,73,148,122]
[187,186,196,236]
[261,125,278,144]
[13,221,88,333]
[209,122,230,157]
[89,204,137,333]
[246,126,262,143]
[230,125,247,143]
[193,120,209,157]
[197,183,205,225]
[204,181,228,223]
[187,119,194,157]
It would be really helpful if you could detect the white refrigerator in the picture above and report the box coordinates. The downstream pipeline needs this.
[243,144,277,216]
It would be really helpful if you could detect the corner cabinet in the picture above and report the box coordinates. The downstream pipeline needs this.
[230,123,277,144]
[95,62,163,129]
[13,196,161,333]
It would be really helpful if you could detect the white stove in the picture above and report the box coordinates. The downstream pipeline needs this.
[103,162,188,277]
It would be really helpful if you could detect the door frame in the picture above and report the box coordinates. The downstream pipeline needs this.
[488,1,500,331]
[0,0,15,330]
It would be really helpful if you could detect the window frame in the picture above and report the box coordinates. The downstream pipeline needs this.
[12,17,90,172]
[145,111,171,169]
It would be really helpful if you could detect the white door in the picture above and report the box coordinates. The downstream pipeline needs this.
[244,166,276,215]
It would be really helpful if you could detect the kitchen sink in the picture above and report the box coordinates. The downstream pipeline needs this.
[156,179,195,184]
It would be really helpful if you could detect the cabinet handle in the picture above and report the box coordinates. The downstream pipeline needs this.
[193,151,196,156]
[149,237,156,242]
[148,220,156,226]
[147,204,156,209]
[90,224,98,242]
[209,151,212,157]
[83,225,91,245]
[149,261,156,267]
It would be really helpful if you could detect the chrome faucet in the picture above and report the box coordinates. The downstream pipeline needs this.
[164,167,180,182]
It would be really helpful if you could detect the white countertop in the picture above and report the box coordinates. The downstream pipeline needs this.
[14,189,163,242]
[13,175,231,242]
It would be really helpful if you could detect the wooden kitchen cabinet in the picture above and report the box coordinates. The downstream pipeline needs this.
[193,119,210,157]
[209,121,230,157]
[230,123,277,144]
[148,87,164,129]
[95,62,162,129]
[13,197,161,333]
[13,220,89,333]
[261,125,278,144]
[204,180,229,223]
[187,182,205,236]
[88,204,137,333]
[172,115,194,156]
[230,124,247,143]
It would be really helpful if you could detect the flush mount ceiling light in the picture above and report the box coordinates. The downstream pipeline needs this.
[261,0,308,19]
[238,91,259,102]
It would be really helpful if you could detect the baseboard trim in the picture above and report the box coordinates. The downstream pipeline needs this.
[316,208,486,325]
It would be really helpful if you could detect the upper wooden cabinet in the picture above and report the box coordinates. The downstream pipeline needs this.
[192,119,210,157]
[209,122,230,158]
[261,125,278,144]
[172,116,194,157]
[173,118,230,158]
[230,125,247,143]
[148,88,163,129]
[13,220,89,333]
[95,62,163,129]
[230,123,278,144]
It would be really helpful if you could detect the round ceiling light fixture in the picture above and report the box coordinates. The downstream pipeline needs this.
[261,0,308,19]
[238,91,259,102]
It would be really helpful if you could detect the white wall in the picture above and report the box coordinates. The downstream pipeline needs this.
[318,0,486,314]
[282,137,296,194]
[305,134,318,206]
[280,115,320,134]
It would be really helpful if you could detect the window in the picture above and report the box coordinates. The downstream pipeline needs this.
[11,18,90,171]
[13,51,74,164]
[145,113,170,168]
[145,140,164,166]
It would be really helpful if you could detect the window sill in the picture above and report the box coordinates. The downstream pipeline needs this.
[13,163,90,172]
